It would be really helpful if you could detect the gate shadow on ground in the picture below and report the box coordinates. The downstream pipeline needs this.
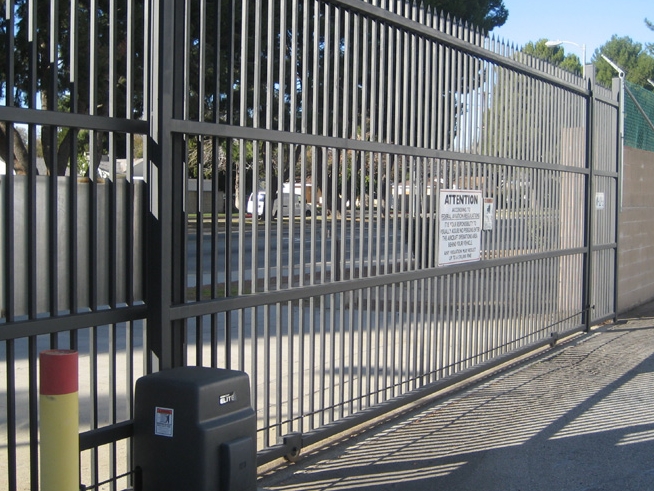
[258,322,654,491]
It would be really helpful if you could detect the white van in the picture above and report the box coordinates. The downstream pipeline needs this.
[272,192,311,217]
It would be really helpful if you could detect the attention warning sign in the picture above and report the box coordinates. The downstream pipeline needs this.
[438,190,483,266]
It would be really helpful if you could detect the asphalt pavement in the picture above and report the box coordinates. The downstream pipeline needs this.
[258,301,654,491]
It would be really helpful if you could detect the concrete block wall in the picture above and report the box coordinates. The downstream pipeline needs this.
[618,146,654,312]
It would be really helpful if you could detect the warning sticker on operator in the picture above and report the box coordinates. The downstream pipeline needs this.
[155,407,174,437]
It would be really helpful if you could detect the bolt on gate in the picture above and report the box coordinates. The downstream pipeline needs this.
[0,0,618,490]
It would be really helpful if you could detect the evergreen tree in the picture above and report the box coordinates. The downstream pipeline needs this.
[527,39,583,75]
[593,35,654,90]
[425,0,508,31]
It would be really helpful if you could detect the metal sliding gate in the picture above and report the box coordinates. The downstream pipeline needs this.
[1,0,618,489]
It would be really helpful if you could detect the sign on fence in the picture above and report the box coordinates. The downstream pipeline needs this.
[438,190,483,266]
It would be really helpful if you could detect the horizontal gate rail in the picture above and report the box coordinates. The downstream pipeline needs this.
[169,119,595,174]
[169,248,589,319]
[0,305,148,342]
[0,106,149,134]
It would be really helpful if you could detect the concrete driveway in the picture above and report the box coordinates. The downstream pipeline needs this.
[258,302,654,491]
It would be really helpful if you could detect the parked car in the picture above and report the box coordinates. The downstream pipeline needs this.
[246,191,266,218]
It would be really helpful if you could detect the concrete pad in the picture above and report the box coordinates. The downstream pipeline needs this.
[258,304,654,491]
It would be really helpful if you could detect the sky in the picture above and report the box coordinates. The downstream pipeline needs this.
[491,0,653,63]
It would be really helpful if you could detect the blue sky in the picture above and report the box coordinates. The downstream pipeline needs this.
[491,0,653,63]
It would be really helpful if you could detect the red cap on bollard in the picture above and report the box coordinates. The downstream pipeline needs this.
[40,350,78,396]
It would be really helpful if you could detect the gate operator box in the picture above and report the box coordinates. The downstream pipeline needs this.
[133,367,256,491]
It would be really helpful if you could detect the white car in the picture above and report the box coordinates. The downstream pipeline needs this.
[246,191,266,218]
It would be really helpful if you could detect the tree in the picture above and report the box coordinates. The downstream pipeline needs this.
[526,39,583,75]
[424,0,508,32]
[297,1,509,212]
[208,0,511,214]
[593,35,654,90]
[646,18,654,56]
[1,0,508,184]
[481,39,583,161]
[0,1,145,176]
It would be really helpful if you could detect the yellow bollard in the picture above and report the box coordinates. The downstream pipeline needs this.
[40,350,79,491]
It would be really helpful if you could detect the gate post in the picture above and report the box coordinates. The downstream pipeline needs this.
[147,0,188,369]
[583,77,595,332]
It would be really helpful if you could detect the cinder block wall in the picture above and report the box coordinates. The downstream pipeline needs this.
[618,146,654,313]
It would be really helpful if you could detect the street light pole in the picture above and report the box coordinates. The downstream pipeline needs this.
[545,40,586,78]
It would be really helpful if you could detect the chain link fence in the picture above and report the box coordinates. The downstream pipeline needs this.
[625,81,654,152]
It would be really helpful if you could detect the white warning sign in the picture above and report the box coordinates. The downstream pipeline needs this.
[438,190,483,266]
[155,407,174,437]
[595,192,605,210]
[483,198,495,231]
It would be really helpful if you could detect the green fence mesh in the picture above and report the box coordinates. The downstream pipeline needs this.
[625,81,654,152]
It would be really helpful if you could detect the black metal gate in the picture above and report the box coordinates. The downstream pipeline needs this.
[1,1,618,490]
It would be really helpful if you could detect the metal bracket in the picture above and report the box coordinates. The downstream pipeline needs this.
[601,55,625,79]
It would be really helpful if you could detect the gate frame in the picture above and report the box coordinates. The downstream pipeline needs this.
[0,0,620,488]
